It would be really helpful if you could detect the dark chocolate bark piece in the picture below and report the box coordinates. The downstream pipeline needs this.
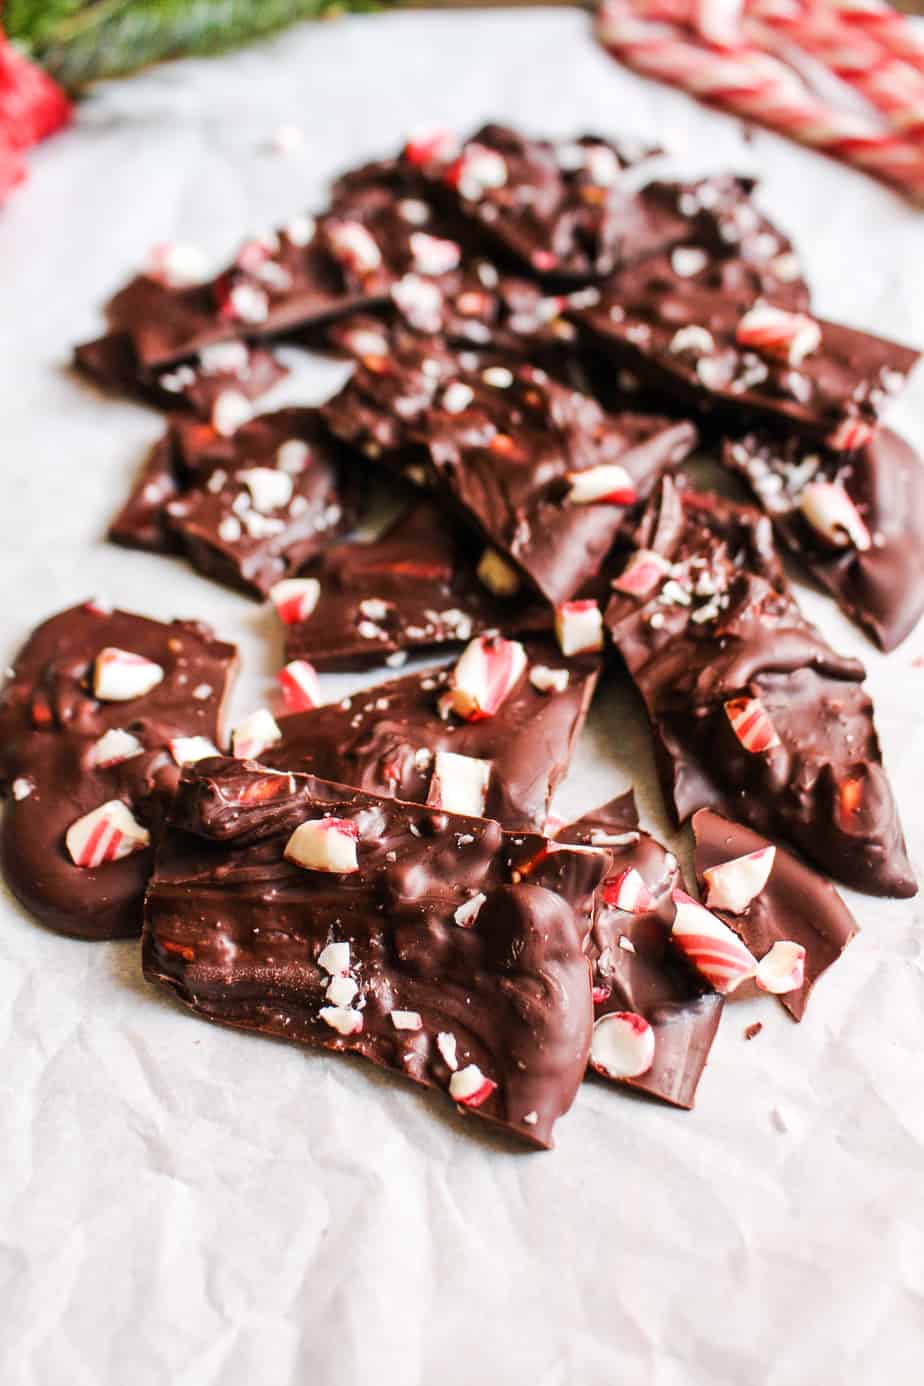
[606,480,915,897]
[0,604,237,940]
[556,792,723,1108]
[692,808,859,1021]
[638,176,811,311]
[74,333,287,418]
[92,160,460,369]
[163,409,353,597]
[144,758,608,1149]
[405,123,675,282]
[724,428,924,651]
[280,498,554,670]
[420,364,699,604]
[262,639,599,831]
[569,260,919,446]
[110,409,354,597]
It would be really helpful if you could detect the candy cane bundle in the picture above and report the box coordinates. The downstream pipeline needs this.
[596,0,924,201]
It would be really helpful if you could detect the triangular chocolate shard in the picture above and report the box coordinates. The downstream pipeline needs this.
[606,480,916,897]
[692,809,859,1021]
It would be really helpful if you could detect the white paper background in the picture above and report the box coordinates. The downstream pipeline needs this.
[1,10,923,1383]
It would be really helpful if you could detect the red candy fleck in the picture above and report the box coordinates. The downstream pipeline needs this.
[724,696,781,754]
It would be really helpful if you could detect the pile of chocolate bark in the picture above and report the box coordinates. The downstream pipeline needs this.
[2,125,920,1149]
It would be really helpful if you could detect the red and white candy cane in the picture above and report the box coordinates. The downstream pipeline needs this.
[745,0,924,139]
[596,0,924,200]
[823,0,924,75]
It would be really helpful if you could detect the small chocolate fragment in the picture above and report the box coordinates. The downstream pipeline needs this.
[111,409,354,597]
[406,123,675,281]
[692,808,859,1021]
[555,792,723,1108]
[74,333,287,418]
[144,758,609,1149]
[724,428,924,651]
[280,498,554,670]
[262,639,599,831]
[569,261,919,446]
[0,604,237,940]
[606,479,916,897]
[744,1021,763,1040]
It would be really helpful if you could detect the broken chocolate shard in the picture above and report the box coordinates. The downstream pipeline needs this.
[723,428,924,652]
[692,808,859,1021]
[555,791,723,1108]
[606,479,916,897]
[406,123,674,282]
[569,259,919,446]
[144,757,609,1149]
[74,332,287,417]
[261,638,600,831]
[279,497,554,671]
[0,604,237,940]
[111,409,355,597]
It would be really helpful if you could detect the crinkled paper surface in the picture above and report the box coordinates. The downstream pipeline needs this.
[1,10,923,1384]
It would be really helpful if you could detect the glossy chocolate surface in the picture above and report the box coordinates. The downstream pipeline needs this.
[693,808,859,1021]
[144,758,609,1149]
[557,792,723,1107]
[263,640,599,831]
[724,428,924,651]
[282,498,554,670]
[0,604,238,940]
[606,480,915,896]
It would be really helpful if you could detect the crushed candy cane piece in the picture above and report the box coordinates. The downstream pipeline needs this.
[736,304,821,366]
[212,390,252,437]
[437,1031,459,1070]
[799,482,871,551]
[410,231,461,276]
[449,1063,497,1107]
[11,777,34,801]
[671,888,758,994]
[65,800,150,869]
[277,660,322,713]
[445,144,507,200]
[566,463,638,506]
[590,1011,655,1079]
[286,817,360,874]
[232,708,282,761]
[442,381,475,414]
[826,418,875,453]
[447,636,527,720]
[238,467,293,513]
[555,600,604,656]
[404,129,459,167]
[725,697,781,754]
[318,941,351,976]
[227,283,269,324]
[87,728,144,768]
[601,868,653,914]
[147,242,209,287]
[270,577,321,625]
[454,892,487,928]
[703,846,776,914]
[427,749,491,817]
[390,1010,423,1031]
[319,1006,363,1036]
[755,940,806,995]
[169,736,219,765]
[327,221,381,275]
[529,665,569,694]
[326,975,359,1007]
[611,547,671,597]
[94,648,164,702]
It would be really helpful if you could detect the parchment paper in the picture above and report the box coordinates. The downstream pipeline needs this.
[1,10,923,1383]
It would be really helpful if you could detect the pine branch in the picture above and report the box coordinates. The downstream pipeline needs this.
[5,0,381,91]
